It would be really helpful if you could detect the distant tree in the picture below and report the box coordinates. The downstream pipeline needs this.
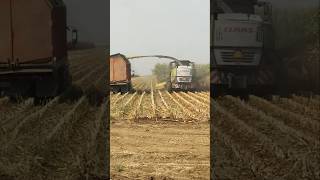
[152,63,169,82]
[194,64,210,81]
[194,64,210,90]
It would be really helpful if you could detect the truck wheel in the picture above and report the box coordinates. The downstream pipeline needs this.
[35,75,58,98]
[121,85,129,94]
[58,66,72,94]
[119,86,124,94]
[129,83,134,93]
[115,86,120,94]
[124,85,129,93]
[120,86,124,94]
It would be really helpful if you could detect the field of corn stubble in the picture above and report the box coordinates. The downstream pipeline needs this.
[0,48,108,179]
[110,76,210,179]
[212,94,320,179]
[111,76,210,122]
[111,75,319,179]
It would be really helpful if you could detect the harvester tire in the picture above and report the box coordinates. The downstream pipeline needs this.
[166,82,172,92]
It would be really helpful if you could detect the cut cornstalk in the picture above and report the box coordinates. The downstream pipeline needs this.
[188,92,209,104]
[123,92,137,107]
[135,92,146,118]
[165,91,195,121]
[173,92,200,112]
[113,92,129,105]
[158,90,169,110]
[181,92,208,108]
[150,81,156,119]
[46,96,86,141]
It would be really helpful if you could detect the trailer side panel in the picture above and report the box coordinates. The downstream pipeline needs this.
[0,0,12,65]
[110,54,130,84]
[12,0,53,64]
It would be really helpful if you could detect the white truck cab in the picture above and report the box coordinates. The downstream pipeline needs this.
[211,0,276,90]
[213,13,264,66]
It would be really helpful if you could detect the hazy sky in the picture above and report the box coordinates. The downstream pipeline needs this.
[111,0,210,75]
[62,0,318,49]
[63,0,317,75]
[64,0,108,46]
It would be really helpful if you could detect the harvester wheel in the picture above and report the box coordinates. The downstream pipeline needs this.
[211,85,225,98]
[166,82,172,92]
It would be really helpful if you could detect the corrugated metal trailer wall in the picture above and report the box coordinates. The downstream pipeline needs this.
[110,54,131,84]
[0,0,66,66]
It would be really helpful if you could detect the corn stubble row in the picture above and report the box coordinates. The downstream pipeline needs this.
[110,91,210,122]
[212,95,320,179]
[0,49,108,179]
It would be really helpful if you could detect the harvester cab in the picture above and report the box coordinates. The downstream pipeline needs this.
[211,0,280,95]
[168,60,195,91]
[125,55,196,92]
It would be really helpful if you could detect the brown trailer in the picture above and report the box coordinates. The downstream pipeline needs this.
[0,0,70,99]
[109,53,132,93]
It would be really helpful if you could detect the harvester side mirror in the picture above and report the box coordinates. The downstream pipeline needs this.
[72,29,78,45]
[255,1,272,22]
[169,62,175,68]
